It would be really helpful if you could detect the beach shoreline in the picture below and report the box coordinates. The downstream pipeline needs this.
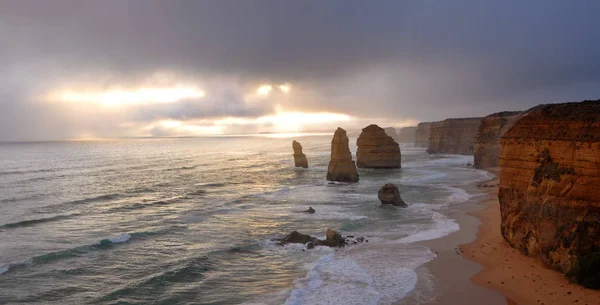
[416,167,600,305]
[402,169,509,305]
[460,168,600,305]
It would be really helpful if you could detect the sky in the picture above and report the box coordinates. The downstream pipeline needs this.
[1,0,600,141]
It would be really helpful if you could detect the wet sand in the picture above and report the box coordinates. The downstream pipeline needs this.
[408,180,510,305]
[407,168,600,305]
[461,170,600,305]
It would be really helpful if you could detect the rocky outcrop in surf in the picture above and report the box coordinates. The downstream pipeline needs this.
[498,100,600,288]
[415,122,432,148]
[292,140,308,168]
[473,111,522,169]
[378,183,407,207]
[356,124,401,169]
[327,127,359,182]
[278,229,366,249]
[427,118,481,155]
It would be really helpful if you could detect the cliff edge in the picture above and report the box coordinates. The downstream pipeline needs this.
[499,100,600,287]
[474,111,523,169]
[427,118,481,155]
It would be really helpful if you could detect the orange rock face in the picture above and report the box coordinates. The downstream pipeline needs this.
[474,111,522,169]
[415,122,432,148]
[357,124,401,168]
[292,140,308,168]
[499,100,600,277]
[327,127,359,182]
[427,118,481,155]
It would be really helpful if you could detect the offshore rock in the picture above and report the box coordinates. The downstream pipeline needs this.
[474,111,523,169]
[357,124,402,168]
[278,229,366,249]
[327,127,359,182]
[427,118,482,155]
[415,122,432,148]
[292,140,308,168]
[280,231,315,245]
[377,183,407,207]
[498,100,600,287]
[303,207,316,214]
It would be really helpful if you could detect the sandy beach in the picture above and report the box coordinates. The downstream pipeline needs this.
[412,169,600,305]
[461,170,600,305]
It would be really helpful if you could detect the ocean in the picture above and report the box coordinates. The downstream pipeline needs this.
[0,135,492,305]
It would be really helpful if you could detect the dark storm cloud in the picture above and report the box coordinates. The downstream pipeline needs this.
[1,0,600,140]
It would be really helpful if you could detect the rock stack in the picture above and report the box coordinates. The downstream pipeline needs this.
[292,140,308,168]
[498,100,600,288]
[326,127,359,182]
[356,124,401,168]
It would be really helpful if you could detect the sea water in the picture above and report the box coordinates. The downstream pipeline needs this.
[0,136,492,304]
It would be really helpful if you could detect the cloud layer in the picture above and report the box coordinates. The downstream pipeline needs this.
[1,1,600,140]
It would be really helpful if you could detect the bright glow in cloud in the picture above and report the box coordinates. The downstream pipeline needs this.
[279,83,291,93]
[46,86,205,106]
[257,85,272,95]
[149,110,353,137]
[257,111,350,132]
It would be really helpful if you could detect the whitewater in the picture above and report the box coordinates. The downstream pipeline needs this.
[0,136,490,304]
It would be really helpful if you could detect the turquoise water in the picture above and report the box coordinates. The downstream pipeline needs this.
[0,136,490,304]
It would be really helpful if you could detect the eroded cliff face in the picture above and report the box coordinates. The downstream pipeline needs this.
[426,118,481,155]
[357,124,401,168]
[499,100,600,283]
[415,122,432,148]
[474,111,522,169]
[327,127,359,182]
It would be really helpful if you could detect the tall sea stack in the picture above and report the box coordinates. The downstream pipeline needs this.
[415,122,432,148]
[427,118,481,155]
[356,124,401,168]
[473,111,522,169]
[327,127,359,182]
[498,100,600,287]
[292,140,308,168]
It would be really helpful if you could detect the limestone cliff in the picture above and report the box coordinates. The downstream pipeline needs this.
[498,100,600,287]
[385,126,417,143]
[357,124,401,168]
[397,126,417,143]
[474,111,522,169]
[415,122,432,148]
[427,118,481,155]
[292,140,308,168]
[327,127,359,182]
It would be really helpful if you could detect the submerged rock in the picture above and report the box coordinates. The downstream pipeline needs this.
[356,124,402,168]
[292,140,309,168]
[377,183,407,207]
[326,127,359,182]
[303,207,316,214]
